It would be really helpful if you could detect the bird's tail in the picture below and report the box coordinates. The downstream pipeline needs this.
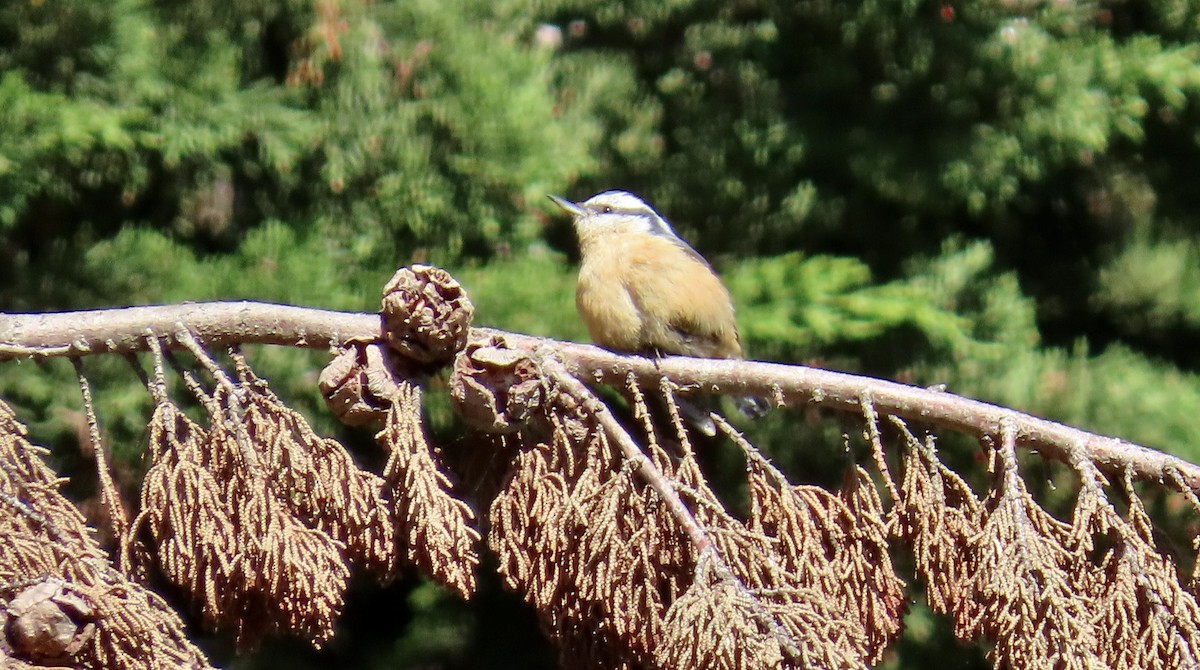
[672,396,715,439]
[675,394,771,437]
[676,396,718,437]
[734,395,771,420]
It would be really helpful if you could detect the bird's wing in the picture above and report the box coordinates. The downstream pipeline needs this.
[646,225,715,273]
[623,234,742,359]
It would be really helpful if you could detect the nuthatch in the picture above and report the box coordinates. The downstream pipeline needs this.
[549,190,768,434]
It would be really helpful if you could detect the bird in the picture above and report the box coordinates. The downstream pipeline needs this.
[548,190,768,435]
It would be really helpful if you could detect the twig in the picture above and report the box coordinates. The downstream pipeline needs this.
[659,377,696,457]
[143,333,171,406]
[0,491,55,536]
[713,415,767,469]
[174,329,263,471]
[1168,467,1200,517]
[72,358,131,572]
[860,396,901,507]
[624,372,660,455]
[997,419,1022,498]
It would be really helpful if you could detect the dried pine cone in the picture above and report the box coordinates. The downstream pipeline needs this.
[381,265,474,365]
[318,343,408,426]
[3,580,96,664]
[450,335,547,433]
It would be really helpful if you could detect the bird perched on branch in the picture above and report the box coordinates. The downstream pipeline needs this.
[549,190,769,435]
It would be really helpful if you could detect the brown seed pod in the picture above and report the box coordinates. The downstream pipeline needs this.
[381,265,474,365]
[450,335,546,434]
[318,343,408,426]
[4,580,96,663]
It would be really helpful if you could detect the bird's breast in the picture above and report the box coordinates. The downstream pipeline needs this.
[576,233,741,359]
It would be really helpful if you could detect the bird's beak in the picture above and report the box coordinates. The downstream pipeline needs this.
[548,194,585,216]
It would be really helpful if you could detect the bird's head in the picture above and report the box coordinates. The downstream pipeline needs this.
[548,190,678,240]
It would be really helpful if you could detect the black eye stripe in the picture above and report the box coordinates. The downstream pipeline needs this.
[589,204,645,217]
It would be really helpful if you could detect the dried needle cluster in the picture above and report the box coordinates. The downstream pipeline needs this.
[0,264,484,663]
[137,336,394,646]
[894,418,1200,668]
[654,443,904,670]
[318,339,482,600]
[488,397,688,667]
[0,399,210,669]
[126,264,482,648]
[474,338,906,669]
[378,383,480,598]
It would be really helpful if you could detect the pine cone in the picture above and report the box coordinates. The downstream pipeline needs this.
[318,343,407,426]
[450,335,546,433]
[380,265,474,365]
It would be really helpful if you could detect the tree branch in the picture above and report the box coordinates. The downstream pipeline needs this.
[500,330,1200,491]
[0,302,381,359]
[2,301,1198,490]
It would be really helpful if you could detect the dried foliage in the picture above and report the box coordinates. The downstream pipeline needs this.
[74,359,133,572]
[893,419,983,623]
[6,274,1200,668]
[895,417,1200,668]
[657,556,789,669]
[482,341,1200,669]
[486,355,907,669]
[489,403,688,668]
[0,399,211,669]
[3,305,485,660]
[378,382,481,598]
[135,336,392,647]
[740,442,906,665]
[233,354,395,576]
[320,327,484,598]
[1074,463,1200,667]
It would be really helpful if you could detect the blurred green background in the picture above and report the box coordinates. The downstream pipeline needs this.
[3,0,1200,667]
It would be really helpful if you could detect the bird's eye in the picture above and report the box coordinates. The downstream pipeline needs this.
[601,205,613,214]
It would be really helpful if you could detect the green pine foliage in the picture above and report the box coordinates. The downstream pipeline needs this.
[456,251,586,341]
[6,0,1200,667]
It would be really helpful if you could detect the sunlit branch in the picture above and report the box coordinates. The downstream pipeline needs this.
[2,302,1198,490]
